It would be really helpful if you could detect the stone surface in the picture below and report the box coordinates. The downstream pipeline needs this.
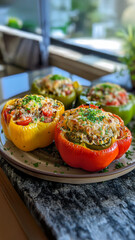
[1,156,135,240]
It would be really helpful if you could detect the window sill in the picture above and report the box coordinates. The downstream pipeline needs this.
[49,45,124,81]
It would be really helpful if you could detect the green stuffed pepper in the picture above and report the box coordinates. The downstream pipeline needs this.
[31,74,82,109]
[78,82,135,125]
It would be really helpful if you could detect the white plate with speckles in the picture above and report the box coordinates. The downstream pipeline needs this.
[0,102,135,184]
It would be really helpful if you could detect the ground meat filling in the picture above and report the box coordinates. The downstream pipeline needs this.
[87,83,129,106]
[5,95,60,125]
[62,107,121,147]
[36,74,74,97]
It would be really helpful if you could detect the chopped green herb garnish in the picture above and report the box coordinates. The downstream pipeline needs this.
[63,162,68,166]
[50,74,67,81]
[54,163,60,167]
[33,162,40,167]
[24,160,28,163]
[26,107,30,111]
[1,129,3,133]
[105,129,108,134]
[39,102,42,107]
[8,109,12,114]
[22,95,42,106]
[125,150,133,159]
[41,116,45,122]
[78,108,105,123]
[101,83,113,89]
[115,162,124,169]
[99,167,109,173]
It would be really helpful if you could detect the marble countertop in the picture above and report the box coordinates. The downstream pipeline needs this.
[1,155,135,240]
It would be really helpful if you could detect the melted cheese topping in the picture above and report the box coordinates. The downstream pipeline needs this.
[5,95,61,125]
[87,83,128,106]
[36,74,74,96]
[62,107,122,146]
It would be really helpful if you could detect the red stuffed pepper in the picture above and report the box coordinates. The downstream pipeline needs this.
[55,105,132,172]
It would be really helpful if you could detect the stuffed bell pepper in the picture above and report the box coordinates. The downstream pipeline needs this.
[1,94,64,151]
[55,104,132,172]
[79,82,135,125]
[31,74,82,109]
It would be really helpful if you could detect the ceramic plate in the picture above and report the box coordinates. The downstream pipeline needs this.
[0,102,135,184]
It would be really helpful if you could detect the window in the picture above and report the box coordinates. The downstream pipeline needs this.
[50,0,135,58]
[0,0,134,60]
[0,0,41,34]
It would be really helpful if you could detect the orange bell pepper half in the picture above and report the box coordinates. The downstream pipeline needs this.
[55,105,132,172]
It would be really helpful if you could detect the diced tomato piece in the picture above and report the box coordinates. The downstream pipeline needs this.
[16,116,32,126]
[118,92,128,104]
[42,108,53,117]
[3,109,15,123]
[106,100,119,106]
[11,110,15,115]
[89,104,99,109]
[44,117,53,123]
[65,90,72,95]
[4,109,9,123]
[119,92,126,98]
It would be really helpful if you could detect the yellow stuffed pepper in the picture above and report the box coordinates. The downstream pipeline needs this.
[1,94,64,151]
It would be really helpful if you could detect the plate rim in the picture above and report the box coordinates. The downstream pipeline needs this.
[0,145,135,179]
[1,151,135,184]
[0,96,135,183]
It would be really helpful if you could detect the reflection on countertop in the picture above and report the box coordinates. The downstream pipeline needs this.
[0,66,91,103]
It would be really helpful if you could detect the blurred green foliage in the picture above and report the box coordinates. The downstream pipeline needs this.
[6,17,37,33]
[117,25,135,81]
[71,0,103,37]
[7,17,23,29]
